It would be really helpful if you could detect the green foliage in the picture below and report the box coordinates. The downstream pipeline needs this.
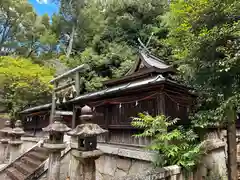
[0,0,58,58]
[0,56,54,118]
[164,0,240,127]
[132,113,203,171]
[55,0,171,92]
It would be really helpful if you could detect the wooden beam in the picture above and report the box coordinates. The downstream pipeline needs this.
[50,64,88,84]
[54,81,75,92]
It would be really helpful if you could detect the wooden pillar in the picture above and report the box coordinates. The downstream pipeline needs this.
[156,93,165,115]
[75,72,80,96]
[104,105,110,143]
[227,108,237,180]
[50,82,57,124]
[72,105,76,129]
[71,72,80,129]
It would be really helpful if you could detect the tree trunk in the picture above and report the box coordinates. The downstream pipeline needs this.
[26,49,34,58]
[66,25,75,58]
[227,107,237,180]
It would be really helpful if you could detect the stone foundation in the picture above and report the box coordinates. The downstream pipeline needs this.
[39,143,155,180]
[96,154,152,180]
[111,165,183,180]
[39,150,71,180]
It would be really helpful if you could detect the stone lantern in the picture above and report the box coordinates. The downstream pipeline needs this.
[68,105,108,180]
[42,114,71,180]
[0,120,12,163]
[9,120,25,144]
[9,120,25,162]
[0,120,12,144]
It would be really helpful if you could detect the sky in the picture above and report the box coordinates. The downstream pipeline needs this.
[28,0,58,17]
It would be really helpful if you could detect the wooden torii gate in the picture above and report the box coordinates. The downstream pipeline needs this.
[49,64,89,128]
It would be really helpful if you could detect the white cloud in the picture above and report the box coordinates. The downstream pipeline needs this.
[36,0,48,4]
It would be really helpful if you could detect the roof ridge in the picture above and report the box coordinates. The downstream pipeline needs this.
[146,52,168,64]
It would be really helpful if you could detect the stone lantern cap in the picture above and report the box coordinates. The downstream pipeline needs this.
[42,114,71,151]
[42,114,71,133]
[0,120,12,134]
[0,120,12,143]
[68,105,108,137]
[9,120,24,145]
[67,123,107,137]
[80,105,93,121]
[10,120,25,135]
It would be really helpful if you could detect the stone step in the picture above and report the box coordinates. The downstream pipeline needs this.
[33,147,48,155]
[5,167,26,180]
[13,161,35,176]
[26,151,48,161]
[20,157,42,168]
[0,173,12,180]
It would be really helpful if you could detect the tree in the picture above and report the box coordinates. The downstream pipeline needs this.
[17,13,58,58]
[57,0,171,93]
[0,0,58,58]
[0,56,54,118]
[0,0,34,53]
[164,0,240,179]
[52,0,86,57]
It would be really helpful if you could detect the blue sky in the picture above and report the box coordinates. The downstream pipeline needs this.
[28,0,58,17]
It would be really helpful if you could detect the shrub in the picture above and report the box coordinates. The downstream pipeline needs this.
[131,113,203,171]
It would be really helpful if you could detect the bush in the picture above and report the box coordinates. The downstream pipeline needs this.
[131,113,203,171]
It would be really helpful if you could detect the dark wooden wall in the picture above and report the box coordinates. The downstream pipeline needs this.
[22,83,195,146]
[92,88,194,147]
[23,114,49,131]
[23,113,72,131]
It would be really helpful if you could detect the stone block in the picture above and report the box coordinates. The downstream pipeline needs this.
[102,174,113,180]
[97,143,154,162]
[128,160,152,175]
[115,168,127,177]
[96,171,103,180]
[117,148,153,161]
[116,157,132,172]
[110,165,182,180]
[103,155,117,176]
[114,169,127,177]
[96,155,105,174]
[197,139,227,179]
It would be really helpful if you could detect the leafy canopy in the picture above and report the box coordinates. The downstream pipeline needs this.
[164,0,240,127]
[0,56,54,118]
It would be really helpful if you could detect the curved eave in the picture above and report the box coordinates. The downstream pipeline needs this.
[68,75,166,104]
[21,75,195,115]
[126,51,175,76]
[20,103,51,114]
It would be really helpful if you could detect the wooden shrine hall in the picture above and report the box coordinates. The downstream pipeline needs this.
[20,50,196,146]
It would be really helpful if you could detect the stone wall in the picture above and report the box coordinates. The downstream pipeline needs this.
[195,130,228,180]
[95,143,155,180]
[96,154,153,180]
[0,136,39,167]
[111,165,183,180]
[12,132,229,180]
[38,143,155,180]
[38,150,183,180]
[21,136,40,153]
[39,151,71,180]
